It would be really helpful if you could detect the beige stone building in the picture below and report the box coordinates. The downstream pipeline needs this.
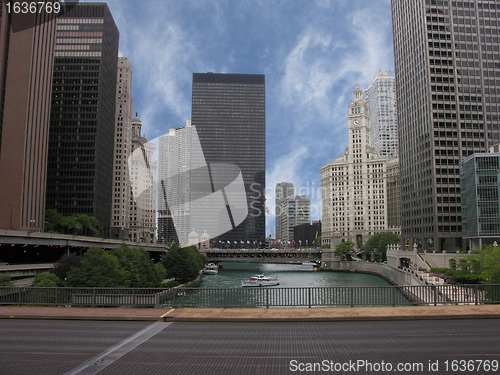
[321,86,388,248]
[129,115,157,243]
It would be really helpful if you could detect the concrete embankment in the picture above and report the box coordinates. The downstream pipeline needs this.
[321,261,422,286]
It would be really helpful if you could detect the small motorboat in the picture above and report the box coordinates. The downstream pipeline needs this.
[241,274,279,287]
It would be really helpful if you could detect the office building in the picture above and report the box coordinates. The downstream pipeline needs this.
[45,3,119,229]
[293,220,321,248]
[111,57,133,240]
[386,157,401,231]
[280,195,310,244]
[191,73,265,244]
[321,86,387,248]
[460,152,500,250]
[129,115,156,243]
[275,182,294,240]
[363,71,398,161]
[157,121,195,245]
[0,4,57,231]
[391,0,500,251]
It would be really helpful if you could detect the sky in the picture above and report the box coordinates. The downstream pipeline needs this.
[79,0,395,237]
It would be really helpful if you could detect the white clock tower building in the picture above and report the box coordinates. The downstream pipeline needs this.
[321,86,388,250]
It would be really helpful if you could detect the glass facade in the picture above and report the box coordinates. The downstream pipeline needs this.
[191,73,266,244]
[460,153,500,242]
[45,3,119,228]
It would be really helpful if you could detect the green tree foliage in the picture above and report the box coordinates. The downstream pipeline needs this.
[161,244,204,282]
[0,275,13,286]
[334,241,355,261]
[364,232,401,261]
[77,214,99,237]
[33,273,63,287]
[52,254,81,281]
[110,244,164,287]
[458,245,500,284]
[66,247,128,287]
[44,209,100,236]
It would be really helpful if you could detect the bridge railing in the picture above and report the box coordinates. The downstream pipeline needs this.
[0,284,499,308]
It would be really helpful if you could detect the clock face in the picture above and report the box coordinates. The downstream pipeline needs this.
[353,119,360,126]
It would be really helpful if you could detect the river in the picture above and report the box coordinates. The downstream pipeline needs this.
[199,262,394,288]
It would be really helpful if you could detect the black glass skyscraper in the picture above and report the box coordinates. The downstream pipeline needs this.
[45,3,119,228]
[191,73,265,244]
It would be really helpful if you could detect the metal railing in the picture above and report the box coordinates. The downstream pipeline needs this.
[0,284,499,308]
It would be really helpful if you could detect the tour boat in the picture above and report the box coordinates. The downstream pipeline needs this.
[241,274,280,287]
[204,263,218,275]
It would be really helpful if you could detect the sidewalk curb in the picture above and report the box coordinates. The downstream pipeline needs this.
[0,314,159,322]
[160,314,500,323]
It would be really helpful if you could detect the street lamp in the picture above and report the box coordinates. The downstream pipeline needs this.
[7,204,12,230]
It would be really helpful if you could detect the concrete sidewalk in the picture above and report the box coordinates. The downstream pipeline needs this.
[0,304,499,322]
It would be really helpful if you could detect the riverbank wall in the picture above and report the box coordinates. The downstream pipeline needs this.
[321,261,423,286]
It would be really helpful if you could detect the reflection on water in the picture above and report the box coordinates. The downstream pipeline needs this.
[199,262,394,289]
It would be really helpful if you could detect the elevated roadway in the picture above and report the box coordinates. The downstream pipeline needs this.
[0,229,169,254]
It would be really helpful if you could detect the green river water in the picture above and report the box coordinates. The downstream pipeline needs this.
[199,262,394,288]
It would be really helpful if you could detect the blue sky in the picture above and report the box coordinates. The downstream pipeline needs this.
[79,0,395,236]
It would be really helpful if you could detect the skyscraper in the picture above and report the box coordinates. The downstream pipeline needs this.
[158,120,194,245]
[275,182,294,240]
[112,57,133,240]
[45,3,119,229]
[363,71,398,161]
[391,0,500,251]
[280,195,310,244]
[191,73,265,244]
[0,4,57,231]
[129,115,156,243]
[321,86,387,248]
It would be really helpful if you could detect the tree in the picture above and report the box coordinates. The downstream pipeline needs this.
[77,214,99,237]
[161,244,204,282]
[44,209,100,236]
[334,241,355,261]
[364,232,401,261]
[0,275,12,286]
[459,244,500,284]
[33,273,62,287]
[66,247,128,287]
[110,244,163,287]
[52,254,81,281]
[44,209,64,233]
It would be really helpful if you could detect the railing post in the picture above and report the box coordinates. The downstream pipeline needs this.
[132,288,136,307]
[433,285,437,306]
[308,288,312,308]
[18,287,21,305]
[392,286,396,307]
[92,288,96,307]
[266,288,269,308]
[475,285,478,305]
[55,288,58,306]
[350,287,354,307]
[224,289,226,309]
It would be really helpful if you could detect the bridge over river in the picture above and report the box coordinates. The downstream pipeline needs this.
[204,248,322,264]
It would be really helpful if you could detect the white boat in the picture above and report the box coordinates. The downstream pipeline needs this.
[204,263,218,275]
[301,261,318,266]
[241,274,279,287]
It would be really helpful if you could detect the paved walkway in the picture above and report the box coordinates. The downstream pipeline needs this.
[0,304,499,322]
